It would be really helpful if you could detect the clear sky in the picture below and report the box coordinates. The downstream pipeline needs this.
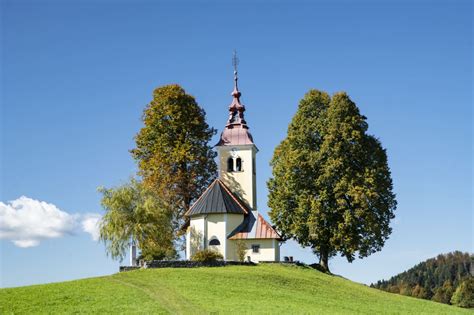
[1,0,472,288]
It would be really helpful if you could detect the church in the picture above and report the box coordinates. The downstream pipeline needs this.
[184,67,281,263]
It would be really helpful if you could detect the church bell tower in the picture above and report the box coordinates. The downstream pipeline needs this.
[215,53,258,211]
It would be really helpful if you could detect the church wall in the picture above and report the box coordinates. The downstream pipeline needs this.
[246,239,279,262]
[227,239,280,262]
[226,214,244,235]
[188,216,205,259]
[225,214,245,260]
[206,214,227,259]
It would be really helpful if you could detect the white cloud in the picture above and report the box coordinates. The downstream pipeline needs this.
[81,214,102,241]
[0,196,102,248]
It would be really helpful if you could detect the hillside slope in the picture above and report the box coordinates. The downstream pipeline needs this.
[373,251,472,304]
[1,264,471,314]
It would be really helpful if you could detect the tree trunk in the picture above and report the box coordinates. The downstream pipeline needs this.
[320,249,330,273]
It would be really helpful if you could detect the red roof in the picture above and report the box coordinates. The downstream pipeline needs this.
[216,72,255,147]
[229,213,281,240]
[217,126,254,146]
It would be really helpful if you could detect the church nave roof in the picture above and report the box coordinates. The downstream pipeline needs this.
[184,179,249,217]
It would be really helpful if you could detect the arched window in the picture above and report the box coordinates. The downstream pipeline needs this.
[209,238,220,246]
[236,158,242,171]
[227,157,234,172]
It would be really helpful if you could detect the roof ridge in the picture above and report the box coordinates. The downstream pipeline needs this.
[185,178,248,217]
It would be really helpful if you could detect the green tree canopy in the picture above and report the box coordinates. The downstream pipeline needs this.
[268,89,396,271]
[451,277,474,308]
[432,280,455,304]
[98,179,176,261]
[131,84,217,229]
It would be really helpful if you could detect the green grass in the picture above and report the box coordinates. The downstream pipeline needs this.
[1,264,471,314]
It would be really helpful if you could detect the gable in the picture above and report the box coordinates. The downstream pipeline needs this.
[185,179,249,217]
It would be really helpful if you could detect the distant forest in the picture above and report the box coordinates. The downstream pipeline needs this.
[372,251,473,307]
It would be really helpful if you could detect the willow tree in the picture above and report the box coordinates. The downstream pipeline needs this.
[99,179,176,261]
[268,90,396,272]
[131,84,217,231]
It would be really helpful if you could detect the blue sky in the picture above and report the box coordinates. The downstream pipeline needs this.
[1,0,472,288]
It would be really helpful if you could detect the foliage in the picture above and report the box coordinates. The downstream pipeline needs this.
[189,226,204,255]
[432,280,455,304]
[412,284,429,299]
[1,265,471,314]
[98,178,176,261]
[131,84,217,231]
[235,240,247,262]
[190,249,223,262]
[451,277,474,308]
[373,251,472,306]
[268,89,396,271]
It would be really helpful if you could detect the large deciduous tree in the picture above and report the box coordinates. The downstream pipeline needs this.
[268,89,396,272]
[131,84,217,229]
[99,179,176,261]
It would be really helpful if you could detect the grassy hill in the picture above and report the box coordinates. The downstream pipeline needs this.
[1,264,471,314]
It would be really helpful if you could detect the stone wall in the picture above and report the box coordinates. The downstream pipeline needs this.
[119,266,141,272]
[119,260,255,272]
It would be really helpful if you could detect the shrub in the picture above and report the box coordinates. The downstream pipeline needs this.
[191,249,223,262]
[235,240,247,262]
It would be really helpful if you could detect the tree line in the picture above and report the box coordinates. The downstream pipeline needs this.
[372,251,473,308]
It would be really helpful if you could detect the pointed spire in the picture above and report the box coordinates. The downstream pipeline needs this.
[227,50,246,126]
[215,51,254,146]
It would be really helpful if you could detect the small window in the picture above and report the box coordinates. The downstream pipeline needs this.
[209,239,220,246]
[236,158,242,171]
[230,110,238,123]
[252,244,260,253]
[227,157,234,172]
[252,158,256,175]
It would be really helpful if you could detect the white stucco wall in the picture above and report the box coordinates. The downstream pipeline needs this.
[206,214,227,258]
[188,216,205,259]
[227,239,280,262]
[188,213,246,260]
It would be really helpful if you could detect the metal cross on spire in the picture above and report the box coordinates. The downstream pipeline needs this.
[232,50,240,92]
[232,49,239,75]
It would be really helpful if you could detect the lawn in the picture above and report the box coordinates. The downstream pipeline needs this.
[1,264,471,314]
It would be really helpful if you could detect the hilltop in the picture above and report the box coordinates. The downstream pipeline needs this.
[1,264,470,314]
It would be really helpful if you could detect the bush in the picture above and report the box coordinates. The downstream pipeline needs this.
[191,249,223,262]
[235,241,247,262]
[451,278,474,308]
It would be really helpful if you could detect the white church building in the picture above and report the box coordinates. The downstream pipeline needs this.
[184,68,281,262]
